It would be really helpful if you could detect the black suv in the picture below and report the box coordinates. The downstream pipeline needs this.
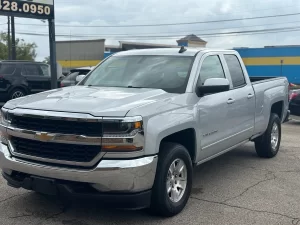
[0,60,52,101]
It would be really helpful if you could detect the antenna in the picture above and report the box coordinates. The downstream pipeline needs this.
[179,46,187,53]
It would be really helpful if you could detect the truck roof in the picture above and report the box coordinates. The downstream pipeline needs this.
[114,48,237,57]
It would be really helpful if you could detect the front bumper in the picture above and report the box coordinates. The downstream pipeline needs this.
[0,143,158,193]
[2,172,152,209]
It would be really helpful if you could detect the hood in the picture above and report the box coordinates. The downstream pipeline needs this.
[4,86,177,117]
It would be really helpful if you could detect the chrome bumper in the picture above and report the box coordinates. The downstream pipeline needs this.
[0,143,158,193]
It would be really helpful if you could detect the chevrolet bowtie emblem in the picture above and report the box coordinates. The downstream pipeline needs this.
[36,132,53,142]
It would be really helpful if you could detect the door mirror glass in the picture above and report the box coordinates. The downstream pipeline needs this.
[75,75,86,83]
[196,78,230,96]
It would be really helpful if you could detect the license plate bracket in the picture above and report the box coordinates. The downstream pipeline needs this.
[31,176,57,196]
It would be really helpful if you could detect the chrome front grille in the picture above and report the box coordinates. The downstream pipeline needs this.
[10,114,103,137]
[11,136,101,163]
[4,109,104,167]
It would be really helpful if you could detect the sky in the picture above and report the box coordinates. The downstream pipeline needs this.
[1,0,300,61]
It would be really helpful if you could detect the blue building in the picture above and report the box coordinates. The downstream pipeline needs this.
[235,46,300,84]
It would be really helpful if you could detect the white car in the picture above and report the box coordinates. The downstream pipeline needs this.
[60,67,94,87]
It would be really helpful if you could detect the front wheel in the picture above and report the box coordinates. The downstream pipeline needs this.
[150,142,193,217]
[255,113,281,158]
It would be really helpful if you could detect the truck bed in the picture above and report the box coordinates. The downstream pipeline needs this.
[250,76,283,83]
[251,76,289,136]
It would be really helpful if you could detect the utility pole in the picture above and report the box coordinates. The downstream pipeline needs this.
[7,16,11,60]
[11,16,16,60]
[48,18,57,89]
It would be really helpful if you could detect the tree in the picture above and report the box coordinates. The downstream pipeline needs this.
[43,56,50,64]
[0,32,37,61]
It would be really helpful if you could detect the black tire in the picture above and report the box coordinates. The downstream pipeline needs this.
[150,142,193,217]
[9,88,26,100]
[255,113,281,158]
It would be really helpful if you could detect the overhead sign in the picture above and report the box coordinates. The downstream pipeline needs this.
[0,0,54,19]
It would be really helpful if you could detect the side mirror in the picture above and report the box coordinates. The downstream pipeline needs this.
[75,75,86,83]
[196,78,230,97]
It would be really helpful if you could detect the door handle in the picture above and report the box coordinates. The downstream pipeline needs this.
[227,98,235,104]
[247,93,254,99]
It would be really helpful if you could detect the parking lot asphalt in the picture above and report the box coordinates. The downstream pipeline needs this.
[0,120,300,225]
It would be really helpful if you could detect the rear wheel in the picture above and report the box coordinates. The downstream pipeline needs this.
[9,88,26,100]
[255,113,281,158]
[150,142,193,217]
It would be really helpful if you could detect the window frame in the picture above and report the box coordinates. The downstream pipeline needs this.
[196,54,227,88]
[21,64,43,76]
[39,64,50,77]
[223,54,247,89]
[0,63,17,75]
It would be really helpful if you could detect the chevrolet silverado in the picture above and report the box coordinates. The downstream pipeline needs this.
[0,48,289,216]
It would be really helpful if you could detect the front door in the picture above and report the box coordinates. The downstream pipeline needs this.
[196,54,234,160]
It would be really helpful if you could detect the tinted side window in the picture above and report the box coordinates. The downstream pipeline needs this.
[198,55,225,85]
[40,65,50,76]
[224,55,246,88]
[0,63,16,75]
[22,65,41,76]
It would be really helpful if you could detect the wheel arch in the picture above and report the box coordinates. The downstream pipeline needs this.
[159,128,197,163]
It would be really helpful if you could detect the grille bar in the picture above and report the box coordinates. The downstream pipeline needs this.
[11,137,101,163]
[10,115,103,137]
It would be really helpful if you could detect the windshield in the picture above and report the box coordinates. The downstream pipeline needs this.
[81,55,194,93]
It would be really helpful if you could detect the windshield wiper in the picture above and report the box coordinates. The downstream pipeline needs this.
[127,86,145,88]
[85,85,146,88]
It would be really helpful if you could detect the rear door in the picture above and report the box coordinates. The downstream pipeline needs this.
[222,54,255,144]
[0,63,16,90]
[21,64,51,93]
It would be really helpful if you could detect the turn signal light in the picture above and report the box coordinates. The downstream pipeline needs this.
[102,145,143,152]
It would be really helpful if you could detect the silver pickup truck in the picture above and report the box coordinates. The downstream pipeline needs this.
[0,48,289,216]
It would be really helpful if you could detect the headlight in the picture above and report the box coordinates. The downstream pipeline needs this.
[103,120,142,137]
[0,109,9,144]
[0,109,10,125]
[102,117,144,152]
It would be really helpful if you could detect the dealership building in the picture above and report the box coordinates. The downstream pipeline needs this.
[56,34,207,72]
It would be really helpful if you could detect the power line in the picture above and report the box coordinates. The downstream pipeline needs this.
[3,18,300,38]
[9,19,300,37]
[13,12,300,28]
[13,26,300,39]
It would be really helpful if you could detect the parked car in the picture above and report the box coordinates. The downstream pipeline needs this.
[289,89,300,115]
[0,48,289,217]
[61,67,94,87]
[68,67,94,76]
[0,60,55,101]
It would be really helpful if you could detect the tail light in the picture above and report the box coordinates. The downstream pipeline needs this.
[60,83,64,88]
[290,91,298,100]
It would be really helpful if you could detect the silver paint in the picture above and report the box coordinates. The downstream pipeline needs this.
[0,143,157,193]
[0,48,289,193]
